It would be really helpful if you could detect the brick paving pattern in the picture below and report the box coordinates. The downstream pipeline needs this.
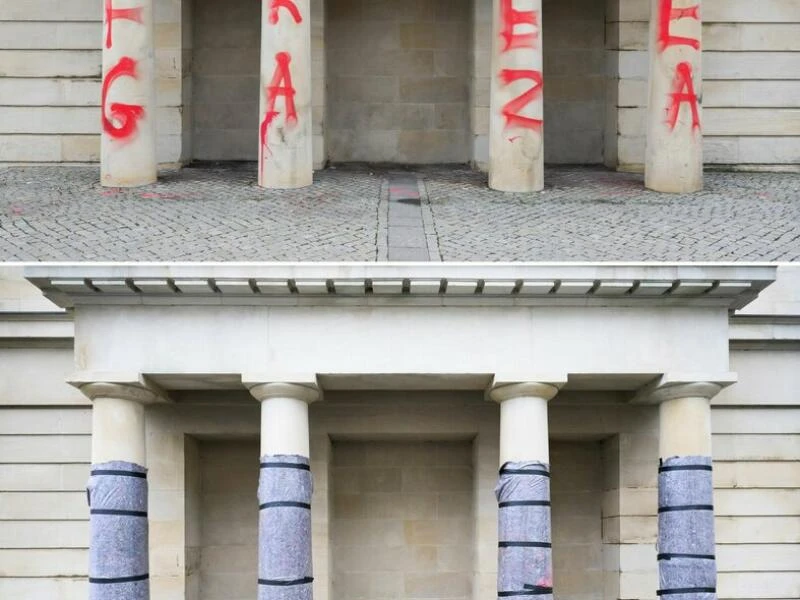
[1,163,798,262]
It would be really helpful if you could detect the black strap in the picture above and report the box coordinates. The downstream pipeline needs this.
[658,504,714,513]
[659,465,712,473]
[499,588,552,597]
[499,501,550,508]
[658,553,715,561]
[500,468,550,478]
[523,585,554,594]
[499,541,551,548]
[260,462,310,471]
[657,588,716,596]
[89,574,149,584]
[91,509,147,517]
[258,577,314,586]
[91,469,147,478]
[259,501,311,510]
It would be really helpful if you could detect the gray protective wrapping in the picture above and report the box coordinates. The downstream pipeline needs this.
[258,454,314,600]
[86,461,149,600]
[495,461,553,600]
[657,455,717,600]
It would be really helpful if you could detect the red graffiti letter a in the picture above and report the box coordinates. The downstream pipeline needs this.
[269,0,302,24]
[500,69,543,131]
[105,0,144,49]
[666,61,700,131]
[658,0,700,51]
[499,0,538,52]
[260,52,298,157]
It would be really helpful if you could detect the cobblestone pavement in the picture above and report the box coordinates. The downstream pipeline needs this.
[1,163,798,261]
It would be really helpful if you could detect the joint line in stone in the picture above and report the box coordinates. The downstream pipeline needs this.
[258,577,314,586]
[657,553,715,560]
[498,500,551,508]
[90,509,148,517]
[90,469,148,478]
[658,504,714,513]
[89,573,149,584]
[260,462,311,470]
[259,501,311,510]
[498,541,551,548]
[657,587,716,596]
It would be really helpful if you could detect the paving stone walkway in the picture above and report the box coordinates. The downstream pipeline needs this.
[1,163,798,262]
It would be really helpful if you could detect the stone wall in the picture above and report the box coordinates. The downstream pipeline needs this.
[326,0,471,163]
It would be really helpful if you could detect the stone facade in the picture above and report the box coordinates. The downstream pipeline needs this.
[0,0,797,172]
[0,263,799,600]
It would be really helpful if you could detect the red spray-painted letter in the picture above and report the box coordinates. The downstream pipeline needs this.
[499,0,538,52]
[268,0,302,24]
[105,0,144,49]
[102,56,145,140]
[260,52,298,163]
[499,69,543,132]
[658,0,700,51]
[666,61,700,131]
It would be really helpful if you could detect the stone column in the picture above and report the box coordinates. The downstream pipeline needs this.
[490,382,559,600]
[101,0,157,187]
[654,382,720,599]
[489,0,544,192]
[77,381,162,600]
[258,0,313,189]
[248,382,320,600]
[645,0,703,192]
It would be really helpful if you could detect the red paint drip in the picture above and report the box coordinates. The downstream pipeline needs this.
[268,0,302,24]
[658,0,700,51]
[105,0,144,49]
[666,61,701,131]
[499,0,538,52]
[102,56,145,141]
[499,69,543,132]
[259,52,298,179]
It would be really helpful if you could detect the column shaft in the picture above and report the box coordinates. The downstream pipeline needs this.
[489,0,544,192]
[101,0,157,187]
[258,0,313,189]
[250,383,319,600]
[84,389,153,600]
[491,383,558,600]
[645,0,703,192]
[657,393,717,600]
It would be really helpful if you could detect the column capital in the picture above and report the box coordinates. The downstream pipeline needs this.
[489,381,562,404]
[247,381,321,404]
[636,373,737,404]
[69,373,167,405]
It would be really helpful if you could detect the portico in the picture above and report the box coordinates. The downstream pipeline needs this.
[22,263,776,600]
[99,0,706,192]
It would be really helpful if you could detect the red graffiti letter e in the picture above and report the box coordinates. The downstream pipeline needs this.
[499,0,538,52]
[105,0,144,49]
[666,61,700,131]
[658,0,700,51]
[499,69,543,132]
[269,0,302,24]
[102,56,145,140]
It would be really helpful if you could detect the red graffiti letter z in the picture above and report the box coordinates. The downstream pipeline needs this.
[666,61,700,131]
[105,0,144,49]
[260,52,298,162]
[102,56,145,141]
[499,69,543,132]
[268,0,302,24]
[658,0,700,51]
[499,0,538,52]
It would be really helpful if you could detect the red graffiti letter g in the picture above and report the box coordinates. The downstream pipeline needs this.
[102,56,145,141]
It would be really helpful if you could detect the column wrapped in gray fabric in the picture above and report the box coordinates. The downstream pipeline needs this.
[86,461,149,600]
[495,461,553,600]
[657,455,717,600]
[258,454,314,600]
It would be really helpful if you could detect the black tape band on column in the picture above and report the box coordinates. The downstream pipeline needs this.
[495,461,554,600]
[87,460,149,600]
[258,454,314,600]
[657,456,717,600]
